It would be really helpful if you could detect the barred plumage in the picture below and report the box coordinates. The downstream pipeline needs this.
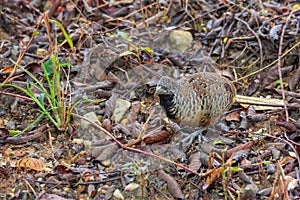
[155,72,236,127]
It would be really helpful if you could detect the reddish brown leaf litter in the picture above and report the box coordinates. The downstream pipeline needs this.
[16,157,46,171]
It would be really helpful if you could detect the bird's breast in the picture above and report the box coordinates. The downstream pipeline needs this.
[158,94,178,120]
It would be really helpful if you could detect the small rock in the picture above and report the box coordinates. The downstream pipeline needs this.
[80,112,101,129]
[101,159,111,167]
[112,99,131,123]
[113,189,124,200]
[169,30,193,51]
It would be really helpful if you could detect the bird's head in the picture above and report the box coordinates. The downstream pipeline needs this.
[155,76,178,96]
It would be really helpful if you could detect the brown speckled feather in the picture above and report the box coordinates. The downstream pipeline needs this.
[156,72,236,127]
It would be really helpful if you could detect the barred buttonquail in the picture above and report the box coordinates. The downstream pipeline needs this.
[155,72,236,149]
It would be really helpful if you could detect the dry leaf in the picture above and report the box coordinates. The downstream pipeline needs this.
[15,150,29,157]
[275,120,297,133]
[143,130,172,145]
[92,143,119,161]
[226,141,254,159]
[188,152,202,172]
[16,157,46,171]
[0,166,9,177]
[102,118,112,132]
[204,159,234,189]
[158,170,184,199]
[225,112,240,122]
[203,167,224,190]
[127,101,141,123]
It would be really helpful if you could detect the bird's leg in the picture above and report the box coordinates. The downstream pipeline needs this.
[176,126,207,151]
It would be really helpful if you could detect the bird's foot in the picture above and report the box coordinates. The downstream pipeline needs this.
[176,127,207,151]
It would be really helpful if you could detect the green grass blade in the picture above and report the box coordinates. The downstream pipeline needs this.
[17,112,46,136]
[48,19,74,50]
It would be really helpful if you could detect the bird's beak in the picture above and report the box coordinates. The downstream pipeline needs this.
[154,85,165,96]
